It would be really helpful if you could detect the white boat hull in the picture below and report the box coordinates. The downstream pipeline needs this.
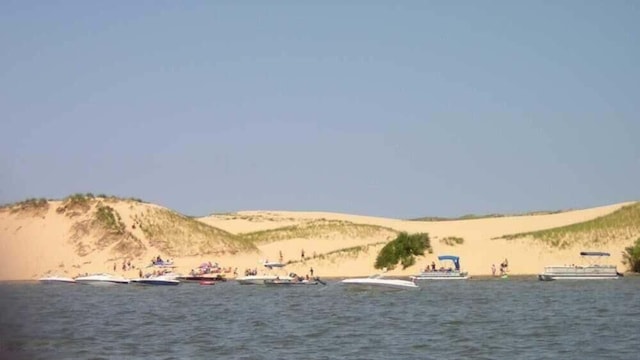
[538,265,620,281]
[264,279,320,286]
[538,273,619,281]
[237,275,290,285]
[39,276,76,284]
[75,280,129,286]
[341,278,418,290]
[411,272,469,280]
[75,274,130,285]
[131,279,180,286]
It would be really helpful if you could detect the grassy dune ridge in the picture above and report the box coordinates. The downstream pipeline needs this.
[496,202,640,248]
[238,219,398,244]
[134,208,257,256]
[285,242,388,266]
[410,209,566,222]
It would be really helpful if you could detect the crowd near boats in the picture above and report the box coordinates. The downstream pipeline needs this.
[37,250,626,289]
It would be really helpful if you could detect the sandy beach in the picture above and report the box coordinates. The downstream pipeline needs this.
[0,199,637,281]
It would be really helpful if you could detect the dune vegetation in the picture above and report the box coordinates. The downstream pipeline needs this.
[410,209,566,222]
[440,236,464,246]
[3,194,258,259]
[496,202,640,248]
[66,202,143,258]
[238,219,398,244]
[1,197,49,213]
[285,241,387,265]
[622,237,640,272]
[134,208,256,257]
[374,232,432,270]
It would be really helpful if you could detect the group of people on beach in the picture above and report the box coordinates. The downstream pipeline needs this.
[114,260,134,272]
[491,259,509,276]
[276,249,318,263]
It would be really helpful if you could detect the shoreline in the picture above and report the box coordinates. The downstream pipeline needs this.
[4,272,638,283]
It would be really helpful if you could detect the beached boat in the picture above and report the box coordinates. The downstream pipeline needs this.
[131,275,180,286]
[236,261,294,285]
[538,252,622,281]
[411,255,469,280]
[178,274,227,283]
[341,274,418,290]
[39,275,76,284]
[75,273,130,286]
[148,260,176,269]
[179,261,230,282]
[264,277,325,286]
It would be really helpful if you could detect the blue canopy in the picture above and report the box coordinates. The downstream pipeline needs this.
[580,252,610,257]
[438,255,460,270]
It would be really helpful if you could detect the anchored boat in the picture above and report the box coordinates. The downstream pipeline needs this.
[411,255,469,280]
[538,252,622,281]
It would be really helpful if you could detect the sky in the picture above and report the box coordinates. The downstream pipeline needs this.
[1,1,639,219]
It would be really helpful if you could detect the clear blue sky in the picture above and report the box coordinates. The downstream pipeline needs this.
[1,1,639,218]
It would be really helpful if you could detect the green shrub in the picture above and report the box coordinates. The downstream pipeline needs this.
[374,232,431,270]
[440,236,464,246]
[95,205,125,234]
[622,237,640,273]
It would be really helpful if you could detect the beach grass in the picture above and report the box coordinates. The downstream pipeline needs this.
[95,204,126,235]
[496,202,640,248]
[1,198,50,217]
[135,208,257,257]
[239,219,398,244]
[440,236,464,246]
[410,209,566,222]
[285,242,387,265]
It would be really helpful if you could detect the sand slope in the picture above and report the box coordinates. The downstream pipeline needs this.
[1,199,637,280]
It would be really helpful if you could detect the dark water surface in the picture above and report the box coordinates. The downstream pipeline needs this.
[1,277,639,359]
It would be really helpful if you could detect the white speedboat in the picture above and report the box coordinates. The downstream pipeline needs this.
[237,274,294,285]
[131,275,180,286]
[411,255,469,280]
[39,275,76,284]
[264,276,325,286]
[341,273,418,290]
[236,261,293,285]
[538,252,622,281]
[75,273,130,286]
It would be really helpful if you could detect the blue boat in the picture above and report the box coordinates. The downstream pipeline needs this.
[411,255,470,280]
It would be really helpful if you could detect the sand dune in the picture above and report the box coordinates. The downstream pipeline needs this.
[0,198,637,281]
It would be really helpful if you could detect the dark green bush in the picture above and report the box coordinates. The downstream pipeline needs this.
[622,237,640,273]
[375,232,431,270]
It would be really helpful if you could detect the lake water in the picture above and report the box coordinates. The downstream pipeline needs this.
[1,277,639,359]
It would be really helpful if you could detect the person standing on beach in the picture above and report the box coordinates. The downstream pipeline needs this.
[301,249,305,261]
[310,267,314,277]
[491,264,496,276]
